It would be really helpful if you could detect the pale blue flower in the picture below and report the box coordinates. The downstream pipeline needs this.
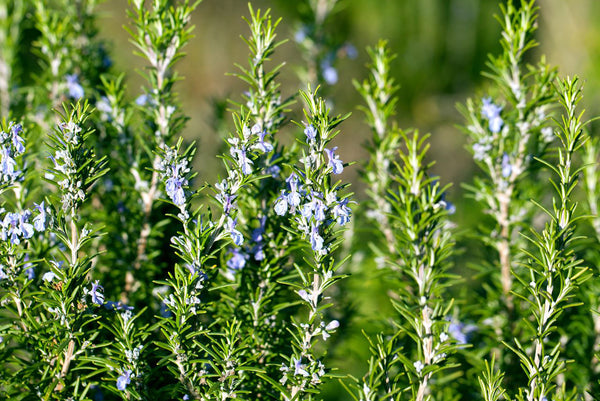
[322,64,338,85]
[325,147,343,174]
[501,153,512,178]
[253,129,273,153]
[226,248,247,271]
[11,123,25,154]
[65,74,84,99]
[274,190,288,216]
[226,217,243,246]
[116,369,132,391]
[310,224,324,251]
[481,97,503,133]
[304,125,317,142]
[33,202,48,232]
[332,198,351,226]
[0,146,17,179]
[88,280,105,306]
[135,94,148,106]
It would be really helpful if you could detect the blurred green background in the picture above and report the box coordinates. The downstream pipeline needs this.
[95,0,600,397]
[96,0,600,202]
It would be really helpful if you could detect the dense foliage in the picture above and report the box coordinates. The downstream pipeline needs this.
[0,1,599,400]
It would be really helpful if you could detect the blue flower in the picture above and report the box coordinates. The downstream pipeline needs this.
[310,224,324,251]
[164,161,189,206]
[87,280,105,306]
[135,94,148,106]
[274,190,289,216]
[322,63,338,85]
[65,74,84,100]
[0,146,17,179]
[481,97,503,133]
[332,198,351,226]
[33,202,48,232]
[231,147,253,175]
[11,123,25,154]
[18,211,34,240]
[116,369,132,391]
[325,147,343,174]
[501,153,512,178]
[226,217,243,246]
[286,173,303,207]
[253,129,273,153]
[226,248,247,271]
[304,125,317,142]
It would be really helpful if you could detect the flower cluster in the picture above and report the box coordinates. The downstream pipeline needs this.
[481,97,504,133]
[158,144,191,209]
[274,128,350,252]
[215,121,275,246]
[0,122,25,184]
[0,206,47,246]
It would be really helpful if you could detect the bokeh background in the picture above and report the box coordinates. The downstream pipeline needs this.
[96,0,600,199]
[95,0,600,397]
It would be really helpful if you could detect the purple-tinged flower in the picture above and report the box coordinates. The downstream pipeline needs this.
[221,193,236,215]
[481,98,503,133]
[313,198,326,222]
[286,173,302,207]
[488,116,503,134]
[448,320,477,345]
[253,129,274,153]
[231,147,253,175]
[310,224,324,251]
[87,280,105,306]
[325,147,343,174]
[332,198,351,226]
[19,210,34,240]
[322,64,338,85]
[183,396,190,401]
[226,248,247,271]
[472,141,491,161]
[293,358,310,377]
[265,164,281,177]
[2,212,21,244]
[344,43,358,59]
[501,153,512,178]
[65,74,84,100]
[481,97,502,120]
[165,176,186,206]
[301,201,314,220]
[96,96,112,115]
[33,202,48,232]
[135,94,148,106]
[253,245,265,261]
[294,26,308,43]
[0,146,17,179]
[116,369,132,391]
[0,266,7,280]
[226,217,243,246]
[304,125,317,142]
[11,124,25,154]
[274,190,288,216]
